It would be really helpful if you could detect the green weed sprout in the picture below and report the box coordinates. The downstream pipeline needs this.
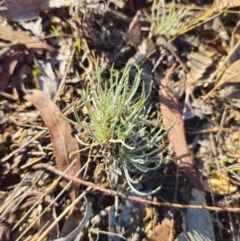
[151,0,185,36]
[68,63,173,195]
[50,25,62,38]
[75,38,81,53]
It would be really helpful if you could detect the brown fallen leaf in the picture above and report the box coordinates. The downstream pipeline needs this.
[203,59,240,101]
[25,89,81,201]
[158,65,204,192]
[142,218,174,241]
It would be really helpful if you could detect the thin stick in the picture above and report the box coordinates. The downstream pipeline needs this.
[33,163,240,212]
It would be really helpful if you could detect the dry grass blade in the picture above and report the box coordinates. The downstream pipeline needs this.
[158,65,204,192]
[25,89,81,202]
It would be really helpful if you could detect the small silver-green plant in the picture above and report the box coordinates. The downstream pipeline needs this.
[67,63,173,195]
[72,64,148,147]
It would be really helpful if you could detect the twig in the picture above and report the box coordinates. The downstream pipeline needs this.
[32,163,240,212]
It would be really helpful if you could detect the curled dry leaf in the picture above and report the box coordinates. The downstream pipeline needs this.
[203,59,240,101]
[142,218,174,241]
[158,65,204,192]
[25,89,81,202]
[202,171,238,195]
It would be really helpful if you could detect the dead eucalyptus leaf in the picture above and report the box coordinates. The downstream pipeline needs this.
[0,0,75,21]
[203,59,240,100]
[158,66,204,192]
[24,89,81,202]
[202,171,238,195]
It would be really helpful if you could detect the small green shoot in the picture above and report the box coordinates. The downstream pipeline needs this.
[75,38,81,53]
[50,25,62,38]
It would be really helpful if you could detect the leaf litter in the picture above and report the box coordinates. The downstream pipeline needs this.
[1,0,240,240]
